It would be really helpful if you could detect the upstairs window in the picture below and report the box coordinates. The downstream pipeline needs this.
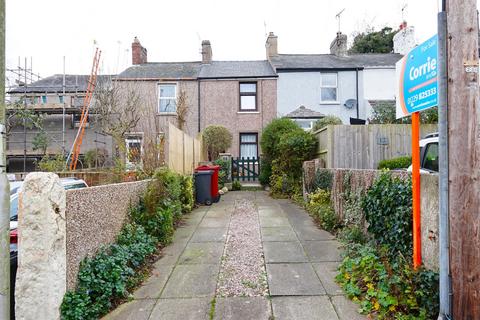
[239,83,257,111]
[320,73,338,102]
[158,84,177,113]
[41,95,47,104]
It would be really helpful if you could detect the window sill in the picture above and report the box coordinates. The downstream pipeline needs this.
[319,101,340,105]
[237,111,260,114]
[156,112,177,116]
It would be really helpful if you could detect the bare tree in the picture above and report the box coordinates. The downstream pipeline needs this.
[93,77,142,158]
[176,90,189,131]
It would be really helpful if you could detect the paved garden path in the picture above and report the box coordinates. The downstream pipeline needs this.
[103,191,365,320]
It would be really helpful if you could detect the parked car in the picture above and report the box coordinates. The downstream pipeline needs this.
[408,132,439,173]
[9,177,88,320]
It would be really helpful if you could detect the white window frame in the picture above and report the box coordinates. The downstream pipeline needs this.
[320,73,338,103]
[293,119,315,131]
[158,83,177,113]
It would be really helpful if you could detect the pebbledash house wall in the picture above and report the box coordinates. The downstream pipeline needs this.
[199,79,277,157]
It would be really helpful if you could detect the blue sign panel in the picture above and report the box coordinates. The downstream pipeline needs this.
[396,35,438,118]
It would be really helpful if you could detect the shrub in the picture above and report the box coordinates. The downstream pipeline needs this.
[337,225,367,244]
[84,149,108,168]
[260,118,302,185]
[336,243,439,319]
[377,156,412,170]
[305,188,341,232]
[362,172,412,259]
[275,130,317,180]
[202,125,233,160]
[37,154,65,172]
[313,169,333,191]
[232,180,242,191]
[180,175,194,213]
[214,158,230,188]
[312,115,342,131]
[60,224,157,319]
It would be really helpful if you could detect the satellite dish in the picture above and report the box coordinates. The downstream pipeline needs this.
[344,99,357,109]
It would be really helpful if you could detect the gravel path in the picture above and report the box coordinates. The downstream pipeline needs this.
[216,198,268,297]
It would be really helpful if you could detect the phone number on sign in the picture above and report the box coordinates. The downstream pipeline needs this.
[407,87,437,106]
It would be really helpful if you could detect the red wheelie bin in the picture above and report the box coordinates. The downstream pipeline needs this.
[195,165,221,203]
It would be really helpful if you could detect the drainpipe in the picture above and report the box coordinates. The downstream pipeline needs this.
[437,8,452,320]
[355,68,359,119]
[197,80,201,133]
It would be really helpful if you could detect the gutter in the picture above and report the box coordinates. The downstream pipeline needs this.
[356,68,360,119]
[197,80,201,133]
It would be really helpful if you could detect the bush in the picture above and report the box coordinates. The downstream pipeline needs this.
[37,154,65,172]
[312,115,342,131]
[84,149,108,168]
[232,180,242,191]
[362,172,412,259]
[377,156,412,170]
[60,224,157,319]
[336,243,439,319]
[180,175,194,213]
[214,158,230,188]
[337,225,367,244]
[305,188,341,232]
[275,130,317,180]
[202,125,233,160]
[260,118,302,185]
[313,169,333,191]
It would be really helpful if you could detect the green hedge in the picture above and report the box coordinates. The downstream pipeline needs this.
[61,168,194,320]
[377,156,412,170]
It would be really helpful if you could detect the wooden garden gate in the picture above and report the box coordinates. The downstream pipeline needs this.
[232,157,260,181]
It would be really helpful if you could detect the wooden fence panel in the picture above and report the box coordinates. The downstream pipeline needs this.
[168,123,206,174]
[314,124,438,169]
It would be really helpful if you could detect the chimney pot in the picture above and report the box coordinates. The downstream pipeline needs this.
[132,37,148,65]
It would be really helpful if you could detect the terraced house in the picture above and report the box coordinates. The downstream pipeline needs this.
[116,38,277,162]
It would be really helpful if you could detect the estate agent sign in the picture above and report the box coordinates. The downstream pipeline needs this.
[396,35,438,118]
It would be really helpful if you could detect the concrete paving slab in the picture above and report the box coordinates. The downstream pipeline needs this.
[331,295,366,319]
[205,209,231,219]
[263,241,308,263]
[190,227,228,242]
[171,226,196,243]
[302,240,342,262]
[178,242,224,264]
[293,225,335,241]
[101,299,156,320]
[149,297,211,320]
[261,227,297,242]
[198,217,230,228]
[258,208,287,218]
[271,296,339,320]
[259,216,290,227]
[155,241,188,265]
[312,262,344,296]
[133,264,174,299]
[161,264,219,298]
[266,263,325,296]
[214,297,271,320]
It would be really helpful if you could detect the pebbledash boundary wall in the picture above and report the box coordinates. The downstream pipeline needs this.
[303,160,439,271]
[15,172,149,319]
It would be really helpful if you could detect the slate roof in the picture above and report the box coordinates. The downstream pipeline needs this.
[285,105,325,119]
[270,53,402,70]
[117,62,202,79]
[198,61,276,79]
[8,74,114,94]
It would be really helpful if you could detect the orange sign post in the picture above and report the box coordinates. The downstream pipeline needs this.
[411,112,421,268]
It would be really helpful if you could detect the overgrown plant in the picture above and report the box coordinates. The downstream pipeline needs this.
[202,125,233,161]
[312,115,342,131]
[305,188,341,232]
[37,154,66,172]
[336,243,439,319]
[362,172,412,259]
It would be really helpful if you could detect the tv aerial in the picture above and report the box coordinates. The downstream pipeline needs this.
[335,8,346,33]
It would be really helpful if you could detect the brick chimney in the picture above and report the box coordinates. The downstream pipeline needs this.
[132,36,148,65]
[265,32,278,59]
[393,22,416,55]
[330,32,348,56]
[201,40,212,64]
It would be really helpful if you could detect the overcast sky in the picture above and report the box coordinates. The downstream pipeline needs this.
[6,0,454,85]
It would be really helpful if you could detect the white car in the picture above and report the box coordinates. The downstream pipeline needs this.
[9,177,88,232]
[407,132,439,174]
